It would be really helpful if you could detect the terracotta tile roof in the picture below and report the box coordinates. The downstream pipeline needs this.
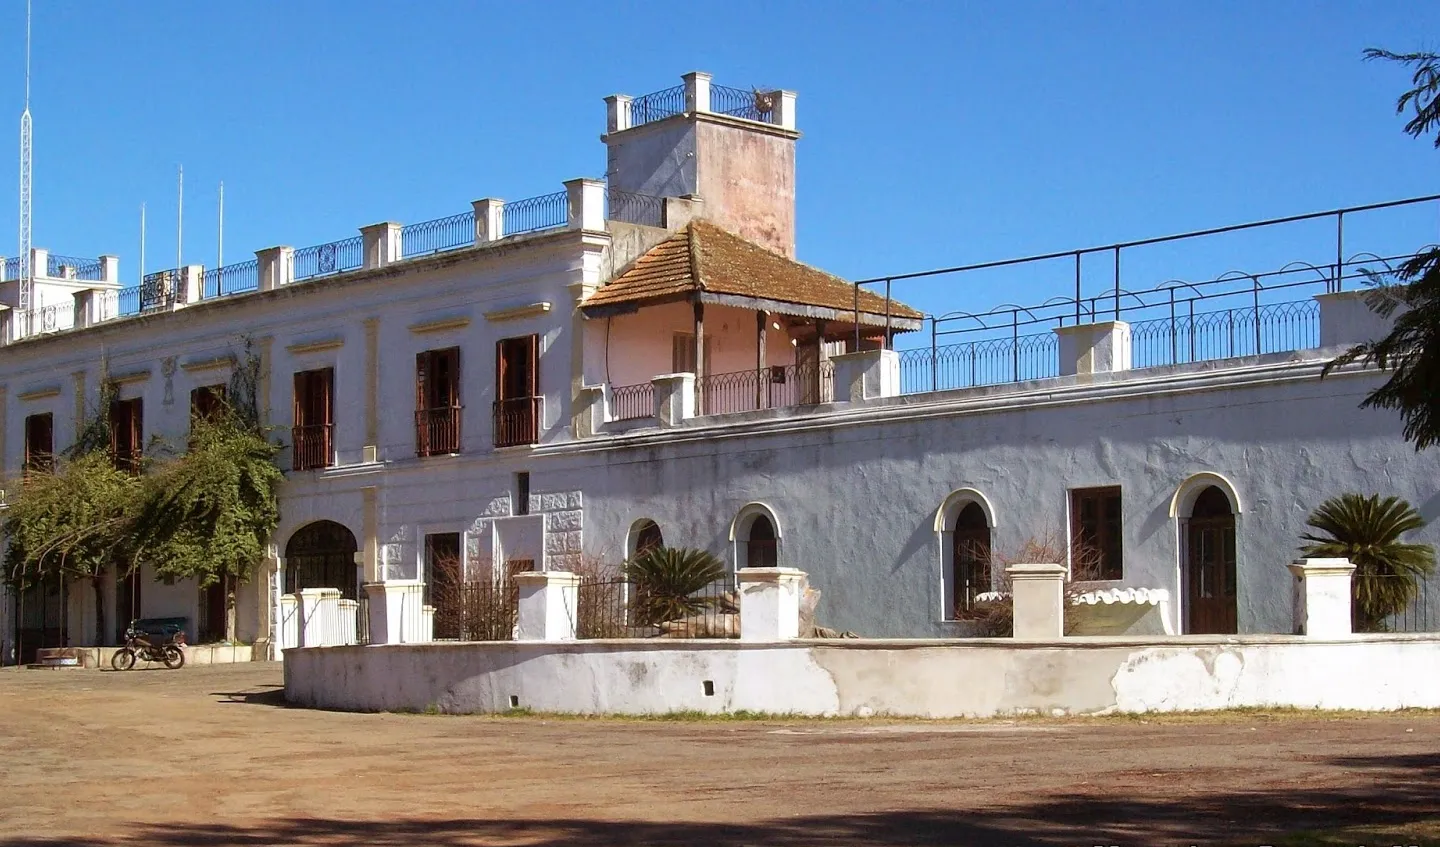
[583,220,923,321]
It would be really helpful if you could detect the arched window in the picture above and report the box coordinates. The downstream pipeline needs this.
[284,520,359,599]
[952,502,991,613]
[634,520,664,556]
[746,515,778,568]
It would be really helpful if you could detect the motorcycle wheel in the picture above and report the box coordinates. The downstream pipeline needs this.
[111,648,136,671]
[163,645,185,670]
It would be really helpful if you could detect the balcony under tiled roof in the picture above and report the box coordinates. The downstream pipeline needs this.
[581,220,923,328]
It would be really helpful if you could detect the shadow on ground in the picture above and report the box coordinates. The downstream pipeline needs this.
[208,685,288,707]
[4,752,1438,846]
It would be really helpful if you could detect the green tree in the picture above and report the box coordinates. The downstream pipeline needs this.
[624,547,726,626]
[1299,493,1435,632]
[1325,49,1440,449]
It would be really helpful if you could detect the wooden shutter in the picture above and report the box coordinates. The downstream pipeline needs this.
[129,399,143,460]
[495,339,507,401]
[293,371,306,427]
[416,351,429,411]
[108,399,122,458]
[523,335,538,397]
[319,368,334,426]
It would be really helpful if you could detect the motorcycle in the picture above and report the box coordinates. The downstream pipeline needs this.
[111,621,186,670]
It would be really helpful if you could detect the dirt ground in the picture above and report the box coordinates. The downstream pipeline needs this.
[0,662,1438,846]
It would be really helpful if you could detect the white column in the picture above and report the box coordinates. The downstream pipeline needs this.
[473,199,505,243]
[278,593,299,651]
[99,255,120,284]
[652,373,695,426]
[830,349,901,402]
[364,580,426,644]
[31,248,49,279]
[771,90,798,130]
[256,246,294,292]
[739,567,807,641]
[604,94,633,134]
[298,587,342,647]
[574,384,609,437]
[683,71,712,114]
[1006,563,1067,639]
[1288,558,1356,637]
[1054,321,1132,377]
[361,222,403,269]
[1316,290,1403,349]
[177,264,204,305]
[565,178,606,232]
[515,571,581,641]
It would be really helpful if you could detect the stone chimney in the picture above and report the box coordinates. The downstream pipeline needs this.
[603,71,800,257]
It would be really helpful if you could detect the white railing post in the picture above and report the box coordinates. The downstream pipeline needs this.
[473,199,505,243]
[605,94,633,133]
[739,567,807,641]
[652,373,696,426]
[1006,563,1067,639]
[256,247,294,292]
[360,222,403,269]
[565,178,606,232]
[515,571,581,641]
[683,71,712,114]
[1288,558,1356,637]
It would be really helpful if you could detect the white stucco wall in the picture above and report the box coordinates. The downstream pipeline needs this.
[284,635,1440,717]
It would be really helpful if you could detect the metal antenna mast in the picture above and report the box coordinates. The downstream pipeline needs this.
[17,0,33,333]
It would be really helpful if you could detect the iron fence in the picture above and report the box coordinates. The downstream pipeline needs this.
[402,211,475,258]
[415,406,463,456]
[202,259,260,298]
[502,191,568,236]
[609,382,654,421]
[291,423,333,471]
[294,236,363,281]
[606,190,665,228]
[711,84,778,123]
[695,362,835,416]
[46,254,104,281]
[1131,300,1319,368]
[115,269,182,316]
[629,84,686,126]
[577,577,739,639]
[1364,574,1434,634]
[432,581,519,641]
[356,592,370,645]
[493,397,542,447]
[899,332,1059,394]
[1,256,20,280]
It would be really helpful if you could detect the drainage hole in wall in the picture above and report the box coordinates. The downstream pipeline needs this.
[702,680,715,697]
[509,695,520,708]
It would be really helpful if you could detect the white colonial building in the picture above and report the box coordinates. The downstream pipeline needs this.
[1,71,1436,664]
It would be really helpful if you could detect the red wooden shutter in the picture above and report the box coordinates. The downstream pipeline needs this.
[524,334,538,397]
[130,399,144,460]
[293,372,305,427]
[495,339,507,401]
[319,368,334,426]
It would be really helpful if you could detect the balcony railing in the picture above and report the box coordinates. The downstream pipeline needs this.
[501,192,568,236]
[493,397,541,448]
[294,236,363,282]
[46,254,105,281]
[606,190,665,228]
[416,406,463,457]
[710,84,779,124]
[610,382,655,421]
[291,423,334,471]
[629,84,686,127]
[202,259,260,298]
[695,362,835,417]
[402,211,475,258]
[1,256,20,280]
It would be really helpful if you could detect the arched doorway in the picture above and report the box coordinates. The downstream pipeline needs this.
[952,502,991,614]
[1185,486,1237,634]
[632,520,664,557]
[285,521,359,600]
[746,516,778,568]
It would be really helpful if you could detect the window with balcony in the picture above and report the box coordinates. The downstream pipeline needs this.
[416,347,462,456]
[1071,486,1123,580]
[292,368,334,471]
[493,335,539,448]
[23,412,53,474]
[109,397,143,473]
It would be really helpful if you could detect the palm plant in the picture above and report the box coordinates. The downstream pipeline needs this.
[1299,494,1435,632]
[624,547,726,626]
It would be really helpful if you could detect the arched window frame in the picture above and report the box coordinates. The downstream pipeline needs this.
[626,518,665,559]
[728,502,783,572]
[934,488,997,622]
[281,519,362,600]
[1169,473,1243,635]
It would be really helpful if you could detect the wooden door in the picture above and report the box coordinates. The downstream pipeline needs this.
[495,336,538,446]
[1185,487,1237,634]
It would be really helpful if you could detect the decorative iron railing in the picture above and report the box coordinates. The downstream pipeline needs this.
[293,236,363,281]
[415,406,463,456]
[291,423,334,471]
[694,362,835,417]
[629,84,686,127]
[606,190,665,228]
[1130,300,1320,368]
[202,259,260,298]
[45,254,104,281]
[1,256,20,280]
[501,192,568,236]
[493,397,542,448]
[432,581,519,641]
[609,382,655,421]
[402,211,475,258]
[710,84,778,123]
[578,577,738,639]
[1367,575,1434,634]
[899,332,1060,394]
[114,269,182,316]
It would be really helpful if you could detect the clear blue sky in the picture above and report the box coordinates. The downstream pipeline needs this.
[1,1,1438,325]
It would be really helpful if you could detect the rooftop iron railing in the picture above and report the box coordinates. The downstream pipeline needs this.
[710,84,779,124]
[1,256,20,280]
[606,189,666,228]
[402,211,475,258]
[293,236,363,282]
[202,259,260,299]
[501,191,568,236]
[629,84,686,127]
[45,254,105,281]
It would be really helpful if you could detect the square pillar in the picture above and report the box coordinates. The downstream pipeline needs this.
[298,587,342,648]
[30,248,49,279]
[771,90,798,130]
[515,571,581,641]
[361,222,402,270]
[831,349,900,402]
[739,567,807,641]
[473,199,504,243]
[99,255,120,284]
[1316,290,1404,349]
[683,71,712,114]
[605,94,633,133]
[72,290,94,329]
[256,246,294,292]
[278,593,299,651]
[1288,558,1356,637]
[652,373,695,426]
[1055,321,1132,376]
[177,265,204,305]
[1006,563,1067,639]
[364,580,427,645]
[574,384,609,438]
[565,178,606,232]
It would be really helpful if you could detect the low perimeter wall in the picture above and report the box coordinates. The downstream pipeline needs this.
[284,635,1440,717]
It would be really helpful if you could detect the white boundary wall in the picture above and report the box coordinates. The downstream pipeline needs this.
[284,636,1440,718]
